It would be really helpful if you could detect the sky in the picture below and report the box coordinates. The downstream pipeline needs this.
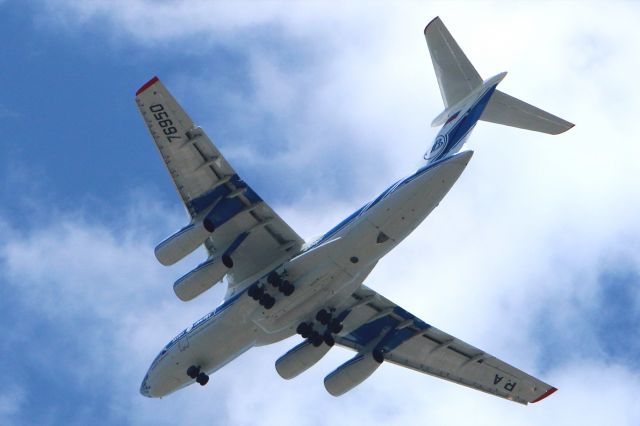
[1,1,639,425]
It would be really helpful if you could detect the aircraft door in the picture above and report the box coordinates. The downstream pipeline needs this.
[178,327,191,351]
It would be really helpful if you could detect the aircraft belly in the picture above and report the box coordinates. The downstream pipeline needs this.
[367,154,469,241]
[328,219,383,272]
[251,267,353,333]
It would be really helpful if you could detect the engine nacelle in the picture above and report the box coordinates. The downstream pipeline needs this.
[275,340,331,380]
[173,257,229,301]
[154,221,211,266]
[323,352,383,397]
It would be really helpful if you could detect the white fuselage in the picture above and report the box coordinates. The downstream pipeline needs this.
[140,150,473,398]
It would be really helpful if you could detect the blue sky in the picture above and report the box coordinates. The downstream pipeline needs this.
[1,1,640,425]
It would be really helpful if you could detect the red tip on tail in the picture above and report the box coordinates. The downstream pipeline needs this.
[531,387,557,403]
[136,76,159,96]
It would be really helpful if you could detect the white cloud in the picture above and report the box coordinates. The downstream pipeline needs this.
[7,0,640,424]
[0,385,25,426]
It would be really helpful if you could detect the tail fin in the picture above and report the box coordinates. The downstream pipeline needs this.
[424,17,573,135]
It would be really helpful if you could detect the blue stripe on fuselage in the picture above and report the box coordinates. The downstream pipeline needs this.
[430,84,498,162]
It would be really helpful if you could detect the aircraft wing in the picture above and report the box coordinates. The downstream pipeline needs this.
[335,285,556,405]
[135,77,304,284]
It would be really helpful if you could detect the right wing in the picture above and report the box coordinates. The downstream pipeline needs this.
[335,285,556,405]
[135,77,304,285]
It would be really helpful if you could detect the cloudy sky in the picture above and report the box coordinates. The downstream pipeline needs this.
[1,1,639,425]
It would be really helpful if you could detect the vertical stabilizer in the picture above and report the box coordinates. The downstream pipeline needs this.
[424,16,482,108]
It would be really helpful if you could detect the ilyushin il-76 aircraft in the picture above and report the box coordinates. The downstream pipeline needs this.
[137,17,573,404]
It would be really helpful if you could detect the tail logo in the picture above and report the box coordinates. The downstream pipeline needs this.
[424,134,448,161]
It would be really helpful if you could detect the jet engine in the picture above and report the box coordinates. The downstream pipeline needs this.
[275,340,331,380]
[154,221,211,266]
[323,351,383,396]
[173,257,230,301]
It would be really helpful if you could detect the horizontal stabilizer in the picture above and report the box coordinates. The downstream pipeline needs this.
[481,90,574,135]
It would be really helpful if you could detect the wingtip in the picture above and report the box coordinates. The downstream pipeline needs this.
[136,76,159,96]
[424,16,441,34]
[530,387,557,403]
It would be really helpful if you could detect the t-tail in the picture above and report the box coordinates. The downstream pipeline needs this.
[422,17,573,164]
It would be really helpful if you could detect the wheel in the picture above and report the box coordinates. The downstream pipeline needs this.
[372,348,385,364]
[311,332,323,347]
[259,292,271,306]
[323,334,335,347]
[329,319,343,334]
[301,325,313,339]
[262,294,275,310]
[222,254,233,268]
[196,372,209,386]
[296,322,310,335]
[281,282,295,296]
[248,284,261,300]
[316,309,330,325]
[203,218,215,233]
[187,365,200,379]
[267,271,281,287]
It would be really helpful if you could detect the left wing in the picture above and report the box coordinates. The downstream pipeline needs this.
[335,285,556,405]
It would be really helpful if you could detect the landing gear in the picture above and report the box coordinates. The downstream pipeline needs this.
[316,309,331,325]
[372,348,385,364]
[310,331,324,347]
[296,307,345,348]
[187,365,201,379]
[296,322,315,339]
[329,318,343,334]
[248,270,295,310]
[248,283,264,300]
[267,271,281,287]
[296,322,311,336]
[196,372,209,386]
[279,280,295,296]
[247,283,275,309]
[259,293,276,309]
[187,365,210,386]
[323,333,335,347]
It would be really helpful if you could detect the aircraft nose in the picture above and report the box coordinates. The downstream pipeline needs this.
[140,373,152,398]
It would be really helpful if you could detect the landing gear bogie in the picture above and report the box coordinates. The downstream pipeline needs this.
[248,283,264,300]
[279,280,295,296]
[259,293,276,309]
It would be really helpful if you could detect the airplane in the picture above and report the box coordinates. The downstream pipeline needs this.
[137,17,573,404]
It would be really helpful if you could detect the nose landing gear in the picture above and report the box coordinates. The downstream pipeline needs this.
[196,372,209,386]
[187,365,210,386]
[186,365,200,379]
